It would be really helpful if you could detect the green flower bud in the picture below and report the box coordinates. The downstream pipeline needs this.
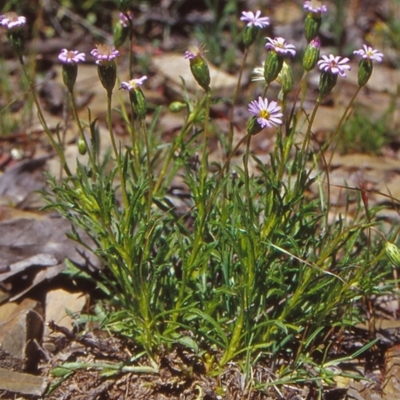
[113,22,129,48]
[169,101,187,112]
[304,13,322,42]
[243,25,258,48]
[247,116,263,136]
[277,62,294,95]
[184,46,210,92]
[77,137,87,155]
[357,59,373,87]
[6,30,25,57]
[97,62,117,96]
[62,63,78,93]
[385,242,400,268]
[318,71,338,99]
[190,57,210,92]
[303,38,321,71]
[129,88,147,119]
[264,51,283,84]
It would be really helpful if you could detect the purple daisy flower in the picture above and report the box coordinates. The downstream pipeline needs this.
[0,12,26,29]
[240,10,270,28]
[91,44,120,65]
[317,54,351,77]
[303,1,327,13]
[58,49,86,64]
[248,97,283,129]
[265,37,296,57]
[353,45,384,63]
[120,76,147,91]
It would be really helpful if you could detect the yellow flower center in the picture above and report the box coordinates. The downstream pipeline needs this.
[259,110,270,119]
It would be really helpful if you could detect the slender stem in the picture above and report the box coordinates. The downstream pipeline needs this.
[244,134,254,222]
[286,71,308,133]
[205,134,249,218]
[106,94,129,210]
[153,95,207,193]
[20,58,72,177]
[68,90,96,170]
[141,118,153,215]
[201,90,211,182]
[325,86,362,167]
[227,48,249,153]
[302,96,321,156]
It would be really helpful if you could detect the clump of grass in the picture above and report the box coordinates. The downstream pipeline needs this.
[1,1,397,395]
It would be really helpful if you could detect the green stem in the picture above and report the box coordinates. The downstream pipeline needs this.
[20,58,72,177]
[106,93,129,210]
[141,118,153,216]
[68,90,96,171]
[227,48,249,153]
[153,95,207,193]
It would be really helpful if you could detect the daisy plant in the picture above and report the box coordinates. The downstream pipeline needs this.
[2,1,396,396]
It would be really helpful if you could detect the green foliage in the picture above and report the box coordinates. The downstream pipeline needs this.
[3,0,397,392]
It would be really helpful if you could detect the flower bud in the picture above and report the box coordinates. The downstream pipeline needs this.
[303,38,320,71]
[243,25,258,48]
[62,63,78,92]
[277,62,294,95]
[169,101,187,112]
[113,22,129,48]
[6,30,25,57]
[77,137,87,155]
[318,71,338,99]
[247,116,263,136]
[304,13,322,42]
[189,56,210,92]
[385,242,400,268]
[97,62,117,96]
[357,59,373,87]
[129,88,147,119]
[264,51,283,84]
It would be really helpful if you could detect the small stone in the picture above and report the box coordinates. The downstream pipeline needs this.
[0,367,47,397]
[44,289,87,352]
[0,298,43,371]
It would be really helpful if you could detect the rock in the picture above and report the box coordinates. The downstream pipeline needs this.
[0,367,48,397]
[43,289,87,352]
[0,298,43,371]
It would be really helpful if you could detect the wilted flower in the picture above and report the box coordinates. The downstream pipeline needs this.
[184,45,210,91]
[353,45,383,87]
[119,11,133,27]
[120,76,147,91]
[240,11,270,28]
[265,37,296,57]
[59,49,85,92]
[303,0,327,13]
[184,44,207,60]
[0,12,26,29]
[121,76,147,118]
[317,54,351,77]
[303,37,320,71]
[248,97,283,129]
[353,45,384,63]
[58,49,86,64]
[91,44,120,65]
